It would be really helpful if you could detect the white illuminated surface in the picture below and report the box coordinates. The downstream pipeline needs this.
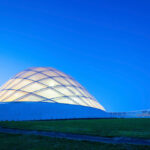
[0,67,105,111]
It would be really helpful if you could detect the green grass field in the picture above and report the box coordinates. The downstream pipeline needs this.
[0,133,150,150]
[0,118,150,139]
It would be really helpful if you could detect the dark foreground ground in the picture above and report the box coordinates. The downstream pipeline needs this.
[0,133,150,150]
[0,126,150,146]
[0,118,150,139]
[0,118,150,150]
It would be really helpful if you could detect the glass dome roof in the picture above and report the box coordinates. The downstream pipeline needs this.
[0,67,105,111]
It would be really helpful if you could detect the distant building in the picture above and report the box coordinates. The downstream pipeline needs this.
[110,110,150,118]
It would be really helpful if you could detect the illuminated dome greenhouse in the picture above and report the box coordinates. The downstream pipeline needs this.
[0,67,110,121]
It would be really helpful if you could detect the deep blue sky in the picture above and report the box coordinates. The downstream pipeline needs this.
[0,0,150,112]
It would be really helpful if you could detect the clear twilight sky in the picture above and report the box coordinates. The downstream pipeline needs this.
[0,0,150,112]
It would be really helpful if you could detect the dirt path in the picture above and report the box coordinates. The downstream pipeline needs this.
[0,127,150,146]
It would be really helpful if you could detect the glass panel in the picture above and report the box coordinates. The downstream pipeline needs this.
[83,90,93,98]
[0,90,5,96]
[5,79,22,89]
[0,79,14,90]
[81,97,94,107]
[77,88,89,97]
[81,97,91,106]
[20,71,36,78]
[94,100,100,108]
[87,98,102,109]
[66,87,83,96]
[36,88,62,99]
[14,71,25,77]
[54,86,74,96]
[17,95,43,102]
[0,90,14,101]
[53,97,75,105]
[39,79,60,87]
[42,71,58,77]
[0,90,7,100]
[93,101,100,109]
[75,82,82,88]
[88,98,98,108]
[70,96,88,106]
[66,79,80,87]
[28,73,46,81]
[1,80,13,90]
[87,98,96,107]
[21,82,46,92]
[12,79,33,90]
[31,67,48,71]
[55,71,67,77]
[54,77,70,85]
[94,101,105,110]
[4,91,27,102]
[47,67,57,71]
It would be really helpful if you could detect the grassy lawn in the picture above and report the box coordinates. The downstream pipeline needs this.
[0,118,150,139]
[0,133,150,150]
